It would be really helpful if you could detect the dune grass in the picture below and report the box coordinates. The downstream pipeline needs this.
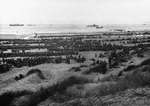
[1,61,150,106]
[66,65,150,98]
[94,65,150,96]
[2,75,90,106]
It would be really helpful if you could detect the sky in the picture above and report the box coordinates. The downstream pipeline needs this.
[0,0,150,24]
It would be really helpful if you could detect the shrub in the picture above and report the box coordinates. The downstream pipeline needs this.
[0,63,13,74]
[14,74,24,81]
[69,67,81,72]
[84,61,107,74]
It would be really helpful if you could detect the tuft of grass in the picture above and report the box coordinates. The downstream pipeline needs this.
[83,62,107,74]
[69,67,81,72]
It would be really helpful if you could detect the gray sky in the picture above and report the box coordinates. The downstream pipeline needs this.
[0,0,150,24]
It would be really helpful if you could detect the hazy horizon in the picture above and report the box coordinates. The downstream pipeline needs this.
[0,0,150,24]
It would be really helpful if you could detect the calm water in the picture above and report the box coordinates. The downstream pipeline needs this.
[0,24,150,39]
[0,24,104,39]
[0,24,108,34]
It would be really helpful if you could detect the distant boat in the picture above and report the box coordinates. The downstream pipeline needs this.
[9,24,24,26]
[87,24,103,29]
[87,24,99,28]
[96,26,103,29]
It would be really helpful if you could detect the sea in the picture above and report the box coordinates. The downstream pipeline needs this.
[0,24,103,39]
[0,24,150,39]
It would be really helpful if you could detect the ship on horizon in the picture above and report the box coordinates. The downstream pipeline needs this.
[9,24,24,26]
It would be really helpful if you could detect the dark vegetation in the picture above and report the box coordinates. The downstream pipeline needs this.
[69,67,81,72]
[0,35,149,73]
[84,61,107,74]
[0,55,86,74]
[0,63,13,74]
[14,74,24,81]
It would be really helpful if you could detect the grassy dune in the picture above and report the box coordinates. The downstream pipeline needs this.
[0,57,150,106]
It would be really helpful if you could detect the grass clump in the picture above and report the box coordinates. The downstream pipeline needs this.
[83,61,107,74]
